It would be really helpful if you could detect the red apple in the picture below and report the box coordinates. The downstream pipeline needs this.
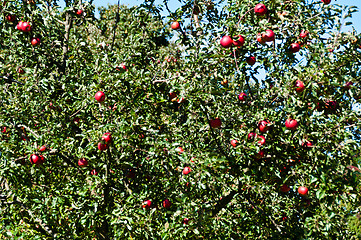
[262,29,275,42]
[39,145,47,152]
[6,14,16,22]
[290,43,300,53]
[256,33,266,45]
[230,139,238,147]
[171,21,180,30]
[254,150,265,160]
[298,186,308,196]
[95,91,105,102]
[322,0,331,4]
[143,200,152,209]
[238,92,247,101]
[257,135,266,145]
[254,3,267,16]
[258,120,270,133]
[300,30,309,38]
[20,22,32,32]
[98,142,108,151]
[183,218,189,224]
[30,154,43,165]
[78,158,88,167]
[233,35,245,47]
[246,56,256,65]
[162,199,171,208]
[169,92,177,100]
[31,37,40,46]
[183,167,191,175]
[209,118,222,128]
[90,169,98,175]
[220,36,233,48]
[76,9,83,15]
[102,132,112,143]
[247,132,256,141]
[18,67,25,74]
[285,119,298,130]
[302,141,313,148]
[1,127,6,133]
[176,147,184,154]
[295,80,305,92]
[280,184,291,193]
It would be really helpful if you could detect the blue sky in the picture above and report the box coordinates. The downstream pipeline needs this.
[58,0,361,33]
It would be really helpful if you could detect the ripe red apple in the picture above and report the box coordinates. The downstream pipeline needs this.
[162,199,171,208]
[76,9,83,15]
[176,147,184,154]
[254,3,267,16]
[295,80,305,92]
[171,21,180,30]
[298,186,308,196]
[143,200,152,209]
[18,67,25,74]
[262,29,275,42]
[78,158,88,167]
[285,119,298,130]
[169,92,177,100]
[98,142,108,151]
[258,120,270,133]
[209,118,222,128]
[302,141,313,148]
[183,167,191,175]
[31,37,40,46]
[90,169,98,175]
[280,184,291,193]
[39,145,47,152]
[246,56,256,65]
[322,0,331,4]
[95,91,105,102]
[1,127,6,133]
[247,132,256,141]
[238,92,247,101]
[183,218,189,224]
[20,22,32,32]
[233,35,245,47]
[230,139,238,147]
[102,132,112,143]
[254,150,265,160]
[220,36,233,48]
[257,135,266,145]
[30,154,43,165]
[6,14,16,22]
[256,33,266,45]
[290,43,300,53]
[300,30,309,38]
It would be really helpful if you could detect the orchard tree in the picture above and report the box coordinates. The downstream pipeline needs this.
[1,0,361,239]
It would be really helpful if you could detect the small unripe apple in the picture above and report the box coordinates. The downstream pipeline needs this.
[233,35,245,47]
[162,199,171,208]
[254,3,268,16]
[6,14,16,22]
[230,139,238,147]
[290,43,300,53]
[298,186,308,196]
[238,92,247,101]
[209,118,222,128]
[102,132,112,143]
[78,158,88,167]
[98,142,108,151]
[285,119,298,130]
[95,91,105,102]
[183,167,191,175]
[31,37,40,46]
[143,200,152,209]
[220,36,233,48]
[258,120,270,133]
[295,80,305,92]
[262,29,275,42]
[171,21,180,30]
[280,184,291,193]
[246,56,256,65]
[300,30,309,38]
[322,0,331,5]
[90,169,98,175]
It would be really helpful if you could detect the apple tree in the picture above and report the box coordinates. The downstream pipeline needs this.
[1,0,361,239]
